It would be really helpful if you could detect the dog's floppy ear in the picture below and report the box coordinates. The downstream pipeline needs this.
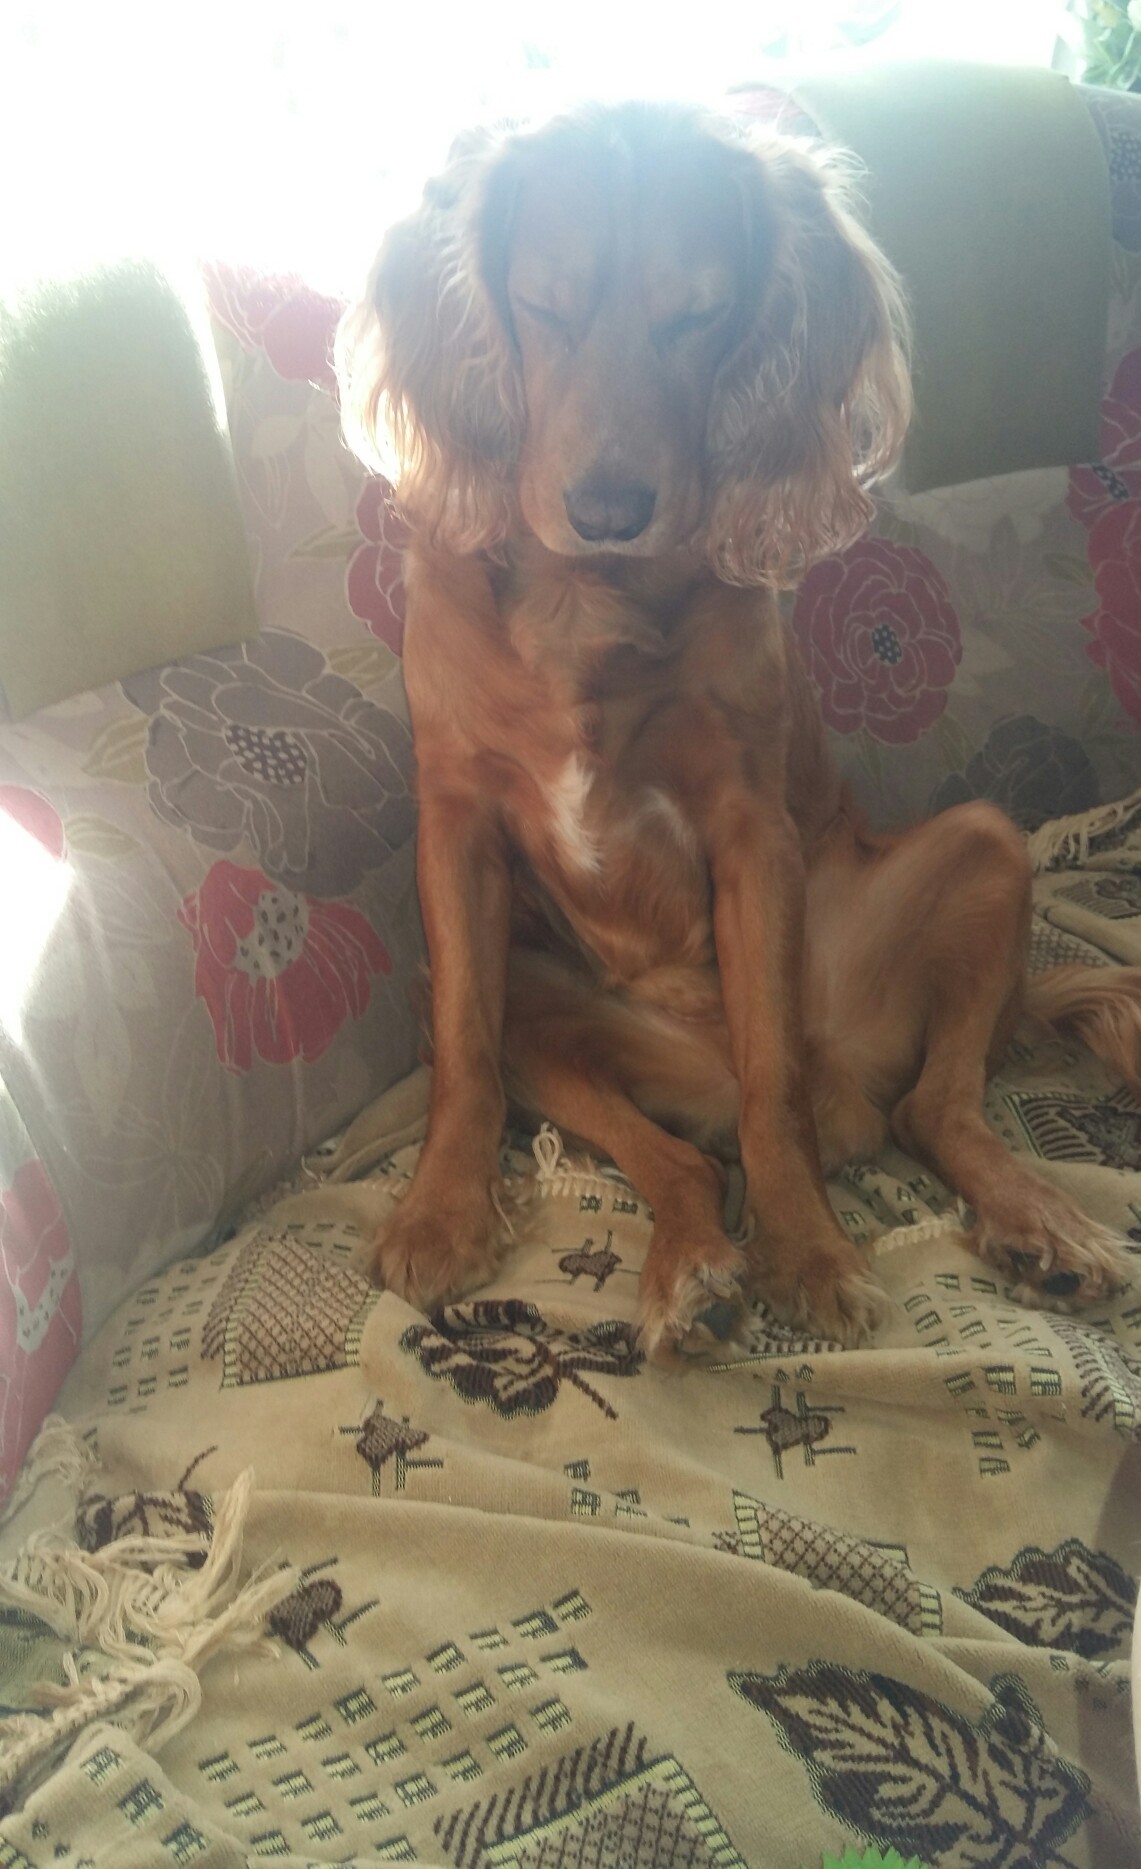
[336,128,524,554]
[707,138,911,588]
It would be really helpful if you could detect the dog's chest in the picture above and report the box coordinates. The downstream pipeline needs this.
[503,664,714,977]
[528,741,697,881]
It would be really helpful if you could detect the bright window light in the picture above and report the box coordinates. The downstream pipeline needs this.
[3,3,1064,291]
[0,810,72,1049]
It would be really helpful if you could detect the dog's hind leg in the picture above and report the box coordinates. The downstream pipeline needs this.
[817,800,1135,1305]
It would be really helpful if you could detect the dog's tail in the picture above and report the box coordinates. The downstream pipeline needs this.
[1024,965,1141,1092]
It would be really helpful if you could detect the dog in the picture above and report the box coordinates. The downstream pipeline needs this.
[337,101,1139,1359]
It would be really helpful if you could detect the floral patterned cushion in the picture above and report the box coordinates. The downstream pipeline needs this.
[0,266,419,1500]
[750,81,1141,829]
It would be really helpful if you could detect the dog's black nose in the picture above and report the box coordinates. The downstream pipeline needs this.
[564,478,657,543]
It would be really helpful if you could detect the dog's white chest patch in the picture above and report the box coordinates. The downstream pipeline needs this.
[634,785,699,859]
[543,754,601,876]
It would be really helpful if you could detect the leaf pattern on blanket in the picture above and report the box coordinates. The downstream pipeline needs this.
[1065,1101,1141,1170]
[1001,1089,1141,1170]
[956,1540,1138,1660]
[729,1664,1092,1869]
[76,1448,216,1570]
[401,1300,643,1420]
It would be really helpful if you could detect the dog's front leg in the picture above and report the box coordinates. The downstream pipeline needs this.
[373,780,513,1307]
[708,791,884,1345]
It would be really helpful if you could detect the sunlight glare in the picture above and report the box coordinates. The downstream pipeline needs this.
[0,811,73,1049]
[1,2,1064,291]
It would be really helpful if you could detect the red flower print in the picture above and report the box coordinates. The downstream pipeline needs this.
[202,262,342,394]
[180,860,392,1073]
[0,1158,81,1499]
[792,540,962,745]
[1068,346,1141,531]
[0,786,65,861]
[1081,500,1141,723]
[346,480,408,655]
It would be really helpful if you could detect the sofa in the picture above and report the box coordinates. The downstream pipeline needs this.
[0,69,1139,1869]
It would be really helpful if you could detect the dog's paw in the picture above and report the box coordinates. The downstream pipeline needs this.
[972,1185,1134,1309]
[636,1228,748,1367]
[751,1233,887,1348]
[372,1185,509,1310]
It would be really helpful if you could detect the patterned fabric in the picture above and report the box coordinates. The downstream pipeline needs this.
[1,832,1140,1868]
[767,82,1141,830]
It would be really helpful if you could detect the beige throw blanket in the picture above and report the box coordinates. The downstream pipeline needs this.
[1,800,1140,1868]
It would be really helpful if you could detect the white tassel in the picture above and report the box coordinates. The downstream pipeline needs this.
[528,1124,605,1199]
[0,1466,296,1800]
[531,1123,566,1180]
[1025,788,1141,874]
[0,1415,99,1528]
[871,1213,969,1259]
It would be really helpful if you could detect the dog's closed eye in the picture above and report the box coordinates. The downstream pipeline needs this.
[515,298,573,338]
[652,303,732,347]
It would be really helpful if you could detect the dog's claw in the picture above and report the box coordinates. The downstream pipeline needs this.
[1041,1269,1082,1299]
[692,1297,739,1341]
[636,1237,748,1367]
[976,1195,1132,1310]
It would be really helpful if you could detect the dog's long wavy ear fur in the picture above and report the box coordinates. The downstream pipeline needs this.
[336,129,524,555]
[707,137,912,589]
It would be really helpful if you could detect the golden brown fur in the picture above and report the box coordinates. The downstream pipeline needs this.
[338,102,1138,1357]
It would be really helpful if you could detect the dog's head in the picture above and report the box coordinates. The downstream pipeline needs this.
[338,102,911,586]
